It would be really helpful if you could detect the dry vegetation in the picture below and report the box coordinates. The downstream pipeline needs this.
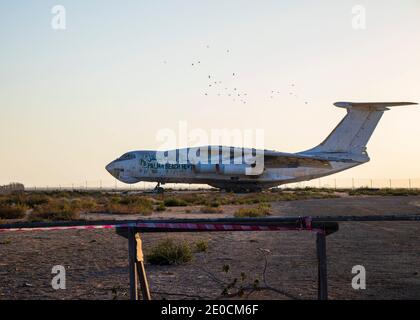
[0,191,157,222]
[0,205,27,219]
[194,240,209,252]
[200,201,224,213]
[348,188,420,197]
[146,239,193,265]
[105,196,154,215]
[0,187,418,223]
[145,238,211,265]
[234,203,271,217]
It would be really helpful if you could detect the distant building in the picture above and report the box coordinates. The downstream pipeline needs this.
[0,183,25,194]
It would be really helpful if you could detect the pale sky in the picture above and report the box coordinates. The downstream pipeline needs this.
[1,1,419,187]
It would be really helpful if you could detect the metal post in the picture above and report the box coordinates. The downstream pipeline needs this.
[135,233,151,300]
[128,228,139,300]
[316,231,328,300]
[128,228,151,300]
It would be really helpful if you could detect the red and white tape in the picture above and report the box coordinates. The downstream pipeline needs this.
[0,221,319,233]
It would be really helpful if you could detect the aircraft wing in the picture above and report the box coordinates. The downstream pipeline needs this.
[263,151,332,169]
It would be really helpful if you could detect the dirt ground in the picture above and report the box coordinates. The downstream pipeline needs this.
[1,195,420,300]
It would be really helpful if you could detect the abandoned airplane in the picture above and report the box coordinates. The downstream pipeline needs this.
[106,102,417,192]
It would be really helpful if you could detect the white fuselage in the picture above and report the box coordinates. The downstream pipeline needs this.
[105,101,417,191]
[105,148,361,191]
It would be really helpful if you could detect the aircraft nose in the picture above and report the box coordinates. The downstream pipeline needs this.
[105,161,115,174]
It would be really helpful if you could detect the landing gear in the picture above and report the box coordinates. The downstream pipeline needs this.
[236,188,258,193]
[220,185,263,193]
[153,182,164,194]
[223,187,262,193]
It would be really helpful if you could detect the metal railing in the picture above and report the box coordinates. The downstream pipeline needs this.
[2,214,420,300]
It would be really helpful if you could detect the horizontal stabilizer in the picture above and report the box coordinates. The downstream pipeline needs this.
[334,101,417,110]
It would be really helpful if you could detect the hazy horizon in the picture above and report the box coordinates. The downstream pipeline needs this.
[1,1,419,187]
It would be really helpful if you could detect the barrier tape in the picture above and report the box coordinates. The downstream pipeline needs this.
[0,220,321,233]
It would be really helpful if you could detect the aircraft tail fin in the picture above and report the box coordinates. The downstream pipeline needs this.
[303,101,417,160]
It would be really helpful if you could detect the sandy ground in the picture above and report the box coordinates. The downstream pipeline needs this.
[1,195,420,300]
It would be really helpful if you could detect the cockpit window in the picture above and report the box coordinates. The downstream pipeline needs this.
[116,153,135,161]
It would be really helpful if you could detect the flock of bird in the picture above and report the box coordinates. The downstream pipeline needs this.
[163,45,309,105]
[203,72,250,104]
[269,84,309,105]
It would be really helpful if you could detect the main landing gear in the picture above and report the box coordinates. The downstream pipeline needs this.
[223,187,263,193]
[153,182,165,194]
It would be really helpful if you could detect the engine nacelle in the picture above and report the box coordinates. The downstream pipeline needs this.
[216,164,262,176]
[192,163,217,174]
